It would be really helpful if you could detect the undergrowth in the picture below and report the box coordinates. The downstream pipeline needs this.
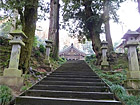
[0,85,13,105]
[86,55,140,105]
[50,57,66,70]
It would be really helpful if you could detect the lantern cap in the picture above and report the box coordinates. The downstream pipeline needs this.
[122,30,140,39]
[9,30,28,39]
[45,40,53,44]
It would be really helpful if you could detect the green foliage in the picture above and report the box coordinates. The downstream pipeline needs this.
[21,83,32,92]
[0,37,4,44]
[110,85,140,105]
[58,57,67,65]
[85,54,97,65]
[34,51,40,57]
[33,36,38,47]
[86,56,140,105]
[0,0,49,21]
[61,0,126,40]
[39,44,45,53]
[110,85,127,96]
[86,55,127,85]
[103,79,113,86]
[0,21,12,37]
[0,85,12,105]
[101,72,126,85]
[123,95,140,105]
[112,55,128,70]
[49,57,66,70]
[21,74,32,92]
[85,54,96,62]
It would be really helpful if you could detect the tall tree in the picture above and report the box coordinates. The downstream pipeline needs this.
[19,0,38,73]
[48,0,60,60]
[63,0,125,55]
[83,0,102,58]
[103,0,113,52]
[0,0,49,73]
[62,0,125,64]
[62,0,103,58]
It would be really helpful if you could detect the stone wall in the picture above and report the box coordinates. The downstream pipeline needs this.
[0,36,11,75]
[109,53,129,70]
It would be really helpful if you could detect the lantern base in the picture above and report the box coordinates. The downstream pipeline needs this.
[3,68,22,77]
[101,61,109,66]
[127,71,140,79]
[0,76,23,88]
[125,79,140,89]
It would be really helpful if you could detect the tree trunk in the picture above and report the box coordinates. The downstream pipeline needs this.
[83,0,101,57]
[19,0,38,73]
[48,0,60,60]
[103,0,114,52]
[138,0,140,13]
[90,30,102,65]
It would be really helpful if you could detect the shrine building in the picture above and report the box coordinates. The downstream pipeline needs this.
[59,44,86,60]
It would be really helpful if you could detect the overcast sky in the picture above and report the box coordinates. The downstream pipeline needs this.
[39,0,140,48]
[110,0,140,43]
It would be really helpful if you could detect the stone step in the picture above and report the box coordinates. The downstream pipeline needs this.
[55,70,93,72]
[50,72,97,76]
[39,81,106,86]
[46,75,100,80]
[43,77,102,82]
[31,85,109,92]
[56,66,91,70]
[52,70,95,73]
[15,60,122,105]
[52,70,93,73]
[56,68,92,71]
[23,90,114,100]
[16,96,122,105]
[47,75,100,79]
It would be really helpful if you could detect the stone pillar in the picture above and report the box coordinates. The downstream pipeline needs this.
[123,30,140,90]
[101,40,109,70]
[125,38,140,89]
[44,40,53,68]
[0,30,27,87]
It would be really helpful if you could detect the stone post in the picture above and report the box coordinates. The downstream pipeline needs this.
[123,30,140,90]
[101,40,109,70]
[0,30,27,87]
[44,40,53,68]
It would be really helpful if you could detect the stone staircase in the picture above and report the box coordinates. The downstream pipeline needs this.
[15,60,122,105]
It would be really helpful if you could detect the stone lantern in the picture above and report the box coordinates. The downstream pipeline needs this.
[44,40,53,67]
[101,40,109,69]
[0,30,27,87]
[122,30,140,89]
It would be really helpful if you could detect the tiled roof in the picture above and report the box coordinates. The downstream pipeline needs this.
[136,27,140,32]
[59,43,86,56]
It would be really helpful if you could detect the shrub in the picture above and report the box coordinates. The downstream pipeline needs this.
[34,50,40,57]
[58,57,66,64]
[85,57,140,105]
[110,85,127,96]
[0,85,12,105]
[33,36,38,47]
[123,95,140,105]
[85,54,96,64]
[103,79,113,86]
[21,83,32,92]
[21,74,33,92]
[39,44,45,53]
[0,38,4,45]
